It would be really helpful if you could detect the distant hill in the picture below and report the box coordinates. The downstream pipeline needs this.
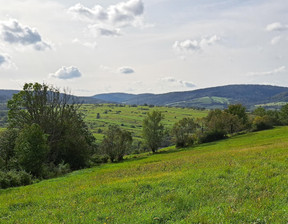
[0,90,105,105]
[93,84,288,109]
[1,84,288,109]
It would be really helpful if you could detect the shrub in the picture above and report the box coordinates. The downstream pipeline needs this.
[90,154,109,165]
[0,170,32,189]
[252,116,273,131]
[200,130,227,143]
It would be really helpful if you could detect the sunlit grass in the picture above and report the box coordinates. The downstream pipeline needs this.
[1,127,288,223]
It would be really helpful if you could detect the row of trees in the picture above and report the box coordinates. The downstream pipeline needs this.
[1,82,288,188]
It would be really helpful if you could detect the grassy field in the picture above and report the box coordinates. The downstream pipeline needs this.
[81,104,208,142]
[0,126,288,223]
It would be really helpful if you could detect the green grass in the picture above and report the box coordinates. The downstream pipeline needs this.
[82,104,208,142]
[1,127,288,223]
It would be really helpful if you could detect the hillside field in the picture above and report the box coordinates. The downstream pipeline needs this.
[0,127,288,223]
[81,104,208,142]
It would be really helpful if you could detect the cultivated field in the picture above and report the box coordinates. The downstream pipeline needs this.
[0,127,287,223]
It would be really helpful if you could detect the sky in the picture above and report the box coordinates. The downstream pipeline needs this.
[0,0,287,96]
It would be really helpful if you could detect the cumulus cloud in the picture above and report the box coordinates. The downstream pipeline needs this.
[68,0,144,36]
[161,77,196,88]
[118,66,135,74]
[50,66,82,79]
[247,66,286,76]
[0,19,51,51]
[173,35,221,52]
[266,22,288,32]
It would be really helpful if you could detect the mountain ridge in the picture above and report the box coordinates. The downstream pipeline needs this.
[92,84,288,109]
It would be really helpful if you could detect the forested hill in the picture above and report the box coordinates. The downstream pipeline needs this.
[1,84,288,109]
[93,84,288,109]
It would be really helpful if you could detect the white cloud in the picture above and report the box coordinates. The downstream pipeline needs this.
[68,3,108,22]
[0,19,51,51]
[68,0,144,37]
[247,66,286,76]
[270,36,282,45]
[161,77,196,88]
[173,35,221,52]
[266,22,288,32]
[50,66,82,79]
[118,66,135,74]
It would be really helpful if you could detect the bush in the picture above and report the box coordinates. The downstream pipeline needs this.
[200,130,227,143]
[252,116,273,131]
[0,170,32,189]
[89,154,109,166]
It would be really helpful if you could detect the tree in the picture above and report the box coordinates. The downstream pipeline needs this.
[15,124,49,177]
[142,111,164,153]
[7,82,95,171]
[202,109,241,142]
[280,104,288,125]
[225,104,248,127]
[172,117,198,148]
[101,125,132,162]
[0,128,18,170]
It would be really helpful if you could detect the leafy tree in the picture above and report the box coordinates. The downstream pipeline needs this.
[0,128,18,170]
[225,104,248,127]
[280,104,288,125]
[101,125,132,162]
[172,117,198,148]
[7,82,95,170]
[142,111,164,153]
[15,124,49,177]
[202,109,241,142]
[252,115,273,131]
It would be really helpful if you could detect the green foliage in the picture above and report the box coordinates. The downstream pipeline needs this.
[171,117,198,148]
[280,103,288,125]
[0,170,32,189]
[142,111,164,152]
[7,82,95,172]
[101,125,133,162]
[225,104,248,126]
[252,115,273,131]
[0,128,18,170]
[15,124,49,177]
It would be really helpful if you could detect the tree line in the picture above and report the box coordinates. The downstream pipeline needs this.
[1,83,288,189]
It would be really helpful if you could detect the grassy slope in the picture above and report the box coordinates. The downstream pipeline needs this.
[1,127,288,223]
[82,104,207,142]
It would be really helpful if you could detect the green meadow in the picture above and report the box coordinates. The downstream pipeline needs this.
[81,104,208,141]
[0,126,288,223]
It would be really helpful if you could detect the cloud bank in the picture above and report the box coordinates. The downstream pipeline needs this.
[0,19,51,51]
[50,66,82,80]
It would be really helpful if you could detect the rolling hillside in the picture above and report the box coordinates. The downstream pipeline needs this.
[93,84,288,109]
[1,127,288,223]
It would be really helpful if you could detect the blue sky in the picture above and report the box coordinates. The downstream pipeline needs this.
[0,0,287,95]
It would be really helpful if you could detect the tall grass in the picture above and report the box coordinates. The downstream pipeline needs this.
[0,127,288,223]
